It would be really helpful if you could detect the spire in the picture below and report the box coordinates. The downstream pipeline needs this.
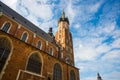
[62,10,65,19]
[58,11,69,24]
[97,73,102,80]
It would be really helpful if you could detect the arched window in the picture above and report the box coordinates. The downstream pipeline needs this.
[37,41,41,49]
[21,32,28,42]
[2,22,11,32]
[26,53,42,74]
[53,63,62,80]
[49,47,53,55]
[0,37,11,73]
[70,70,76,80]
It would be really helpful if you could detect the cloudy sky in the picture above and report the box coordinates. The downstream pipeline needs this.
[1,0,120,80]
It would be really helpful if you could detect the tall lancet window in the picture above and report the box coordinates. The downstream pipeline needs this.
[70,70,76,80]
[0,37,11,73]
[26,53,42,74]
[53,63,62,80]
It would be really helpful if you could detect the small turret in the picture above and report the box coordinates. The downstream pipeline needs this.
[48,27,56,43]
[48,27,54,37]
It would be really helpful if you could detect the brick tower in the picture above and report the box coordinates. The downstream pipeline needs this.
[55,11,74,66]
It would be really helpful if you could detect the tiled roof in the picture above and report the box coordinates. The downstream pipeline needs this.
[0,1,55,43]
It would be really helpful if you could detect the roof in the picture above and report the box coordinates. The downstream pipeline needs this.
[0,1,55,43]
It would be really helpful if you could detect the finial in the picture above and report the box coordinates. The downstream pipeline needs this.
[97,73,102,80]
[62,10,65,19]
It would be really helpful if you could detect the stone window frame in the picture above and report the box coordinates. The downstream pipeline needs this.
[0,36,13,80]
[49,47,53,55]
[36,40,42,50]
[21,31,29,42]
[1,21,12,33]
[70,70,76,80]
[53,63,62,80]
[26,53,42,75]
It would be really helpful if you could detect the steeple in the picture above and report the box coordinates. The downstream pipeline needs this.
[55,11,74,66]
[62,11,65,19]
[58,11,69,24]
[97,73,102,80]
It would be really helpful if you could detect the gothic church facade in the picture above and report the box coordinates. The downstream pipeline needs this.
[0,1,79,80]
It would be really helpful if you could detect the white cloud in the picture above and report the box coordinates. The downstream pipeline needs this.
[38,0,48,4]
[1,0,18,10]
[97,21,116,35]
[89,0,103,13]
[102,50,120,61]
[66,0,76,24]
[103,71,120,80]
[83,77,96,80]
[20,0,53,21]
[74,36,111,61]
[74,24,81,29]
[26,14,40,27]
[39,19,57,32]
[111,37,120,48]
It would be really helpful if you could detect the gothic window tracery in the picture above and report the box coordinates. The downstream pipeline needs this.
[70,70,76,80]
[53,63,62,80]
[26,53,42,74]
[0,37,11,73]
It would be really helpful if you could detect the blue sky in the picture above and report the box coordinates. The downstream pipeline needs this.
[1,0,120,80]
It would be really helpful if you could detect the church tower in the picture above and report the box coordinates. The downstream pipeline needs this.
[55,11,74,66]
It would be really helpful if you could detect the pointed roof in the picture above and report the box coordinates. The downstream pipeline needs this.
[62,11,65,19]
[58,11,69,24]
[97,73,102,80]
